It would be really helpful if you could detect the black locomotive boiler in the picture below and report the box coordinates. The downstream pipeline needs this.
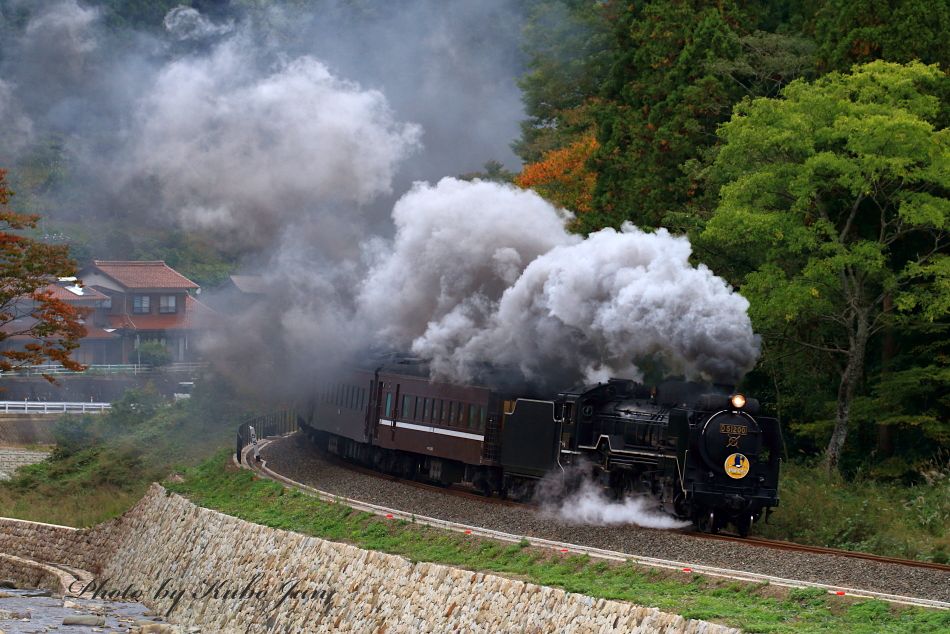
[298,360,782,536]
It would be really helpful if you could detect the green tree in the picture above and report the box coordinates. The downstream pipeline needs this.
[137,340,172,367]
[808,0,950,71]
[591,0,748,231]
[701,61,949,473]
[514,0,612,163]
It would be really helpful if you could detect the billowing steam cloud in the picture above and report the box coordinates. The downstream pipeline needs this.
[163,6,234,41]
[1,2,759,392]
[0,80,33,154]
[127,39,421,245]
[359,178,759,385]
[543,481,691,529]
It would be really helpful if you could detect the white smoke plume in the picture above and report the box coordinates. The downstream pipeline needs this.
[163,6,234,41]
[0,79,33,157]
[126,38,422,247]
[545,480,691,529]
[1,2,760,393]
[360,178,759,386]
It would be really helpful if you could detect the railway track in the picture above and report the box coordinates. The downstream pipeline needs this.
[239,436,950,610]
[697,532,950,573]
[278,440,950,575]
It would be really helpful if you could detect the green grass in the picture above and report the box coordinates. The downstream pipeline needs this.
[164,452,950,634]
[0,379,251,526]
[760,462,950,563]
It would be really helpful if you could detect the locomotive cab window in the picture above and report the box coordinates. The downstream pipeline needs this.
[384,393,393,418]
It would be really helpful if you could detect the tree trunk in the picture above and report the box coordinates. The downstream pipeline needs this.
[876,293,896,456]
[825,308,870,474]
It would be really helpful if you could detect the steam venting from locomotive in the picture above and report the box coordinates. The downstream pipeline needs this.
[0,3,759,394]
[536,465,690,529]
[358,178,760,387]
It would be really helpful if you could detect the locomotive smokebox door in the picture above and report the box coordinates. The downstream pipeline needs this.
[500,399,559,478]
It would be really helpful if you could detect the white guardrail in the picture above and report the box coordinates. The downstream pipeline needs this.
[0,401,111,414]
[0,362,207,377]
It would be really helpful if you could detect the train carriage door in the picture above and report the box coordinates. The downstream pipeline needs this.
[390,383,401,439]
[372,378,385,441]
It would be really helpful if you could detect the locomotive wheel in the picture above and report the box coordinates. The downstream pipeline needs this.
[697,511,720,534]
[736,514,753,538]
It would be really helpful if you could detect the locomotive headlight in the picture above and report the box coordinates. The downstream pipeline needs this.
[730,394,746,409]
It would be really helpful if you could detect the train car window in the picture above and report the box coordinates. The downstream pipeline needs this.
[459,403,468,427]
[384,393,393,418]
[448,402,456,426]
[421,398,428,421]
[468,404,477,429]
[480,406,487,431]
[413,396,420,420]
[437,400,445,424]
[402,395,411,420]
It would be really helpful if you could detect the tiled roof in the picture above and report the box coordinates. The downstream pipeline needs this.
[0,317,117,340]
[39,283,109,303]
[90,261,199,290]
[76,324,119,340]
[105,295,216,332]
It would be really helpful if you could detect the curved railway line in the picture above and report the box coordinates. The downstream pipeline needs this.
[239,432,950,611]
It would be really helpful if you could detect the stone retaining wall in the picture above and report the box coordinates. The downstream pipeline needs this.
[0,486,739,633]
[0,553,74,595]
[0,448,50,480]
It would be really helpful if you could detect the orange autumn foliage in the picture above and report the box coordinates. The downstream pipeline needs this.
[0,169,85,380]
[515,134,598,217]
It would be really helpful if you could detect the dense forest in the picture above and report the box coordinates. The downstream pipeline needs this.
[0,0,946,484]
[514,0,948,480]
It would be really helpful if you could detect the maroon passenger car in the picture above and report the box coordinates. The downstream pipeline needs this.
[299,360,509,492]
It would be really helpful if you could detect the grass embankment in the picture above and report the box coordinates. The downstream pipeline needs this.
[165,452,949,634]
[0,379,248,526]
[760,462,950,563]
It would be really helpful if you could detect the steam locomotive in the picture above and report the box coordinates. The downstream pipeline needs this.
[298,359,782,536]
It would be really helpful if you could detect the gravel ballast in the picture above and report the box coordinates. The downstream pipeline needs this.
[261,433,950,604]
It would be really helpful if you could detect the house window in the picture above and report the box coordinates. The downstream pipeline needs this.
[159,295,177,314]
[132,295,150,314]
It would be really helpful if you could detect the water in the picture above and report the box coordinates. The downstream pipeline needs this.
[0,587,165,633]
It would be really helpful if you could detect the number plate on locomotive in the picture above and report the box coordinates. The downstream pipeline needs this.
[719,423,748,436]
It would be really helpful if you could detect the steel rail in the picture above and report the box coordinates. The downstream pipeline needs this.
[237,438,950,611]
[693,532,950,573]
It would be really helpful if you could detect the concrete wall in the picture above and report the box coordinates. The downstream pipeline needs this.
[0,487,739,633]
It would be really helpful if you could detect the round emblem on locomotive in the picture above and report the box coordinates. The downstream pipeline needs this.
[724,453,750,479]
